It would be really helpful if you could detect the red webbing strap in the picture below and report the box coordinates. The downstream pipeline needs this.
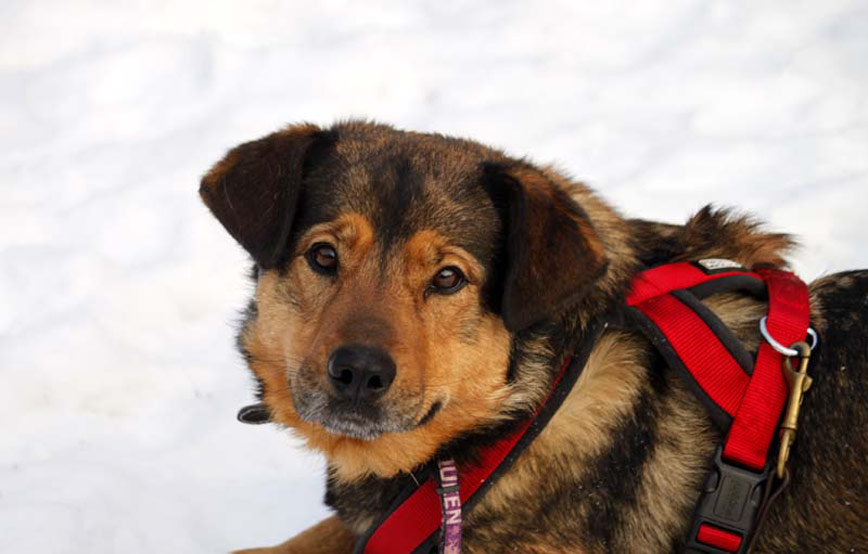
[360,477,439,554]
[697,523,743,552]
[722,268,809,470]
[361,358,573,554]
[627,262,760,306]
[634,294,749,417]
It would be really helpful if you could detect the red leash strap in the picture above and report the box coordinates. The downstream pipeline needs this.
[359,356,576,554]
[722,268,810,470]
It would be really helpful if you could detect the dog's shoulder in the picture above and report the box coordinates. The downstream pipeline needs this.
[752,269,868,553]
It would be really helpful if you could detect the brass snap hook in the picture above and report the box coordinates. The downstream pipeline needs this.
[777,341,813,479]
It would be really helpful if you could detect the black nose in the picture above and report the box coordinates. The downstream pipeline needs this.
[327,345,396,402]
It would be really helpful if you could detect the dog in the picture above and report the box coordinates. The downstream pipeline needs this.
[200,121,867,553]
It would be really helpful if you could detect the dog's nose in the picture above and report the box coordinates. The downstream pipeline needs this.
[327,345,396,402]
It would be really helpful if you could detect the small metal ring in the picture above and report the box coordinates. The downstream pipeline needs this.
[759,317,818,356]
[805,327,818,350]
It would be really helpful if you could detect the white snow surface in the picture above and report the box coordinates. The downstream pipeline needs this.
[2,1,867,552]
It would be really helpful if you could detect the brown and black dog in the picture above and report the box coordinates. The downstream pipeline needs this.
[200,121,868,554]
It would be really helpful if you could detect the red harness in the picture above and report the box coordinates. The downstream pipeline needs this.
[353,260,812,554]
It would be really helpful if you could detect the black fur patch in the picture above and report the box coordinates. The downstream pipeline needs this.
[581,390,658,551]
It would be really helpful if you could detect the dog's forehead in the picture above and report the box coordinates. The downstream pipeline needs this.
[299,129,504,262]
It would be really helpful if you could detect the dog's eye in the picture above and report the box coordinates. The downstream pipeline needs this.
[431,266,466,294]
[306,243,338,274]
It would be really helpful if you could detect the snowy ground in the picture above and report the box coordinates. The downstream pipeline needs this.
[1,1,867,552]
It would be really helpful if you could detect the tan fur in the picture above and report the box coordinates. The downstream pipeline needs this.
[461,332,716,553]
[232,516,355,554]
[673,208,796,268]
[546,168,639,318]
[509,166,607,271]
[243,215,514,481]
[475,333,650,512]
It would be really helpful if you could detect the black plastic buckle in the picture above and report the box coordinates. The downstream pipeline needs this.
[683,446,772,553]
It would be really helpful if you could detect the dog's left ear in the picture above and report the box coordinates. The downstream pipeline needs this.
[482,162,609,332]
[199,123,334,269]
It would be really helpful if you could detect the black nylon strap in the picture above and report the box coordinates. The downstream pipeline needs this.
[671,289,756,375]
[688,274,766,301]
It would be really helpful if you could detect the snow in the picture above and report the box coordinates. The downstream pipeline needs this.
[1,1,867,552]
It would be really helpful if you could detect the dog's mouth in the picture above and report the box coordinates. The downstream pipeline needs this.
[293,390,443,441]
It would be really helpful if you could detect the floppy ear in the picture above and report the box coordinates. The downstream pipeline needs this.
[482,163,609,332]
[199,123,333,269]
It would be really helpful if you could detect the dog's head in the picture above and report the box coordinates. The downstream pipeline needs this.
[201,122,609,479]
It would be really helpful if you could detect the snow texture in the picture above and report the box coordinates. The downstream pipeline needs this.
[2,1,867,552]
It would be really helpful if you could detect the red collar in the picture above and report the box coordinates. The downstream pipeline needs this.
[353,260,812,554]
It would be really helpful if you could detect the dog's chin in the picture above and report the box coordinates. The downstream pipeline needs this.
[320,401,444,441]
[292,389,443,442]
[319,416,387,441]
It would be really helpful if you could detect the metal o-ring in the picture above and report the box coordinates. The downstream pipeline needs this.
[759,316,818,356]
